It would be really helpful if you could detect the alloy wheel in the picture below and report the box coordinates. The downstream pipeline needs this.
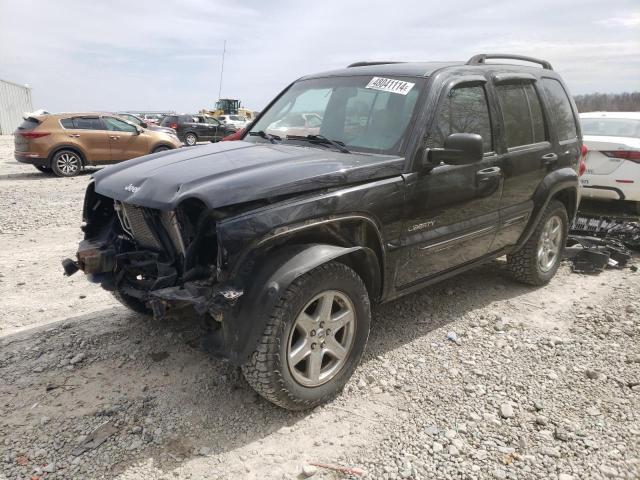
[287,290,356,387]
[537,215,563,272]
[56,153,80,176]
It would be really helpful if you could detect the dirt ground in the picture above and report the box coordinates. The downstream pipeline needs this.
[1,135,638,480]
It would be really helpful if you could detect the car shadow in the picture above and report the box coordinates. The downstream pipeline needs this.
[0,260,545,476]
[0,167,98,181]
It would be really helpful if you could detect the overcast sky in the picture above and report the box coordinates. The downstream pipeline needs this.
[1,0,638,113]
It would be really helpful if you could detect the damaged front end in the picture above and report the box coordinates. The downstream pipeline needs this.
[63,182,244,348]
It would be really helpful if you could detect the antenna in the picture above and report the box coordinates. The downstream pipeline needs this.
[218,40,226,100]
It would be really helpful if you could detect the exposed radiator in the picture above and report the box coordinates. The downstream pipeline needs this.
[115,202,162,250]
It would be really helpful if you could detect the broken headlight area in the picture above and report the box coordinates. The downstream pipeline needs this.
[63,191,239,323]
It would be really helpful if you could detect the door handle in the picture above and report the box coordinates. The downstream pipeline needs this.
[541,153,558,166]
[68,134,80,138]
[109,135,120,140]
[476,166,502,182]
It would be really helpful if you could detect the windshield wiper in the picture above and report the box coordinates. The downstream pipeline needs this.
[286,134,350,153]
[248,130,281,144]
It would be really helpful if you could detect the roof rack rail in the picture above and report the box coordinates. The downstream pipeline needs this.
[347,61,404,68]
[466,54,553,70]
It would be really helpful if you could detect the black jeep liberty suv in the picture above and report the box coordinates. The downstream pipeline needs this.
[64,54,583,410]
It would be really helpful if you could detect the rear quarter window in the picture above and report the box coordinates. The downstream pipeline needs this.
[17,118,41,131]
[60,118,74,129]
[161,116,178,125]
[542,78,578,141]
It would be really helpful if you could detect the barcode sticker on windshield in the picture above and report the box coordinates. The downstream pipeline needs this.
[365,77,415,95]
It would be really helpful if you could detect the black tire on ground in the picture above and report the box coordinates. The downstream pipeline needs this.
[184,133,197,146]
[34,165,52,174]
[111,289,152,316]
[242,261,371,410]
[153,145,171,153]
[51,150,82,177]
[506,199,568,286]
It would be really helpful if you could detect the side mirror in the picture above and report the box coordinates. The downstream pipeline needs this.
[134,126,143,135]
[427,133,483,166]
[141,122,149,128]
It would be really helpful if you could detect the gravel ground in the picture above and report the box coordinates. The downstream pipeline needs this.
[0,135,639,480]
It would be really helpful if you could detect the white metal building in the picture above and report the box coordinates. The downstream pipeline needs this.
[0,78,33,135]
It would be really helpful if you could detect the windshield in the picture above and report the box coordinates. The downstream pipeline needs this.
[581,118,640,138]
[248,75,425,154]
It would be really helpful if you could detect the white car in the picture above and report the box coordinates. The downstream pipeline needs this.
[580,112,640,213]
[217,115,249,129]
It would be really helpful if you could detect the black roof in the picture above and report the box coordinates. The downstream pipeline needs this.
[301,54,556,81]
[302,62,463,80]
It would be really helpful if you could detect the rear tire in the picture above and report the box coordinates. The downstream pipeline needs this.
[152,145,171,153]
[51,150,82,177]
[184,133,197,146]
[242,261,371,410]
[506,199,568,286]
[111,289,151,316]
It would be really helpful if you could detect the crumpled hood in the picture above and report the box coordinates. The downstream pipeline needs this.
[93,141,405,210]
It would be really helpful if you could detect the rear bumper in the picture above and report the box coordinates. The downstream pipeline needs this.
[14,152,48,167]
[581,185,625,201]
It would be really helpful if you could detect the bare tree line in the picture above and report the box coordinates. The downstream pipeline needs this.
[574,92,640,112]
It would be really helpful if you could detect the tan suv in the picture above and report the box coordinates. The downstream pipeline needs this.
[14,113,182,177]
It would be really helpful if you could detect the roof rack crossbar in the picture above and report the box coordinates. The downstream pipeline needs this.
[466,54,553,70]
[347,61,405,68]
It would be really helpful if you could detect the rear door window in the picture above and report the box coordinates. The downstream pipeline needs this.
[428,84,493,153]
[103,116,137,132]
[72,117,103,130]
[496,83,547,148]
[541,78,578,141]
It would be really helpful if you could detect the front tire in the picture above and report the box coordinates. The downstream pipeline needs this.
[111,289,151,316]
[51,150,82,177]
[242,261,371,410]
[152,145,171,153]
[506,199,568,285]
[34,165,52,174]
[184,133,197,146]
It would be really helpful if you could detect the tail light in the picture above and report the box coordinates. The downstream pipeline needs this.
[19,131,50,139]
[579,144,588,176]
[601,150,640,163]
[168,122,178,130]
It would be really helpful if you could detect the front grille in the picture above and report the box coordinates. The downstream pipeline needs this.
[115,202,162,250]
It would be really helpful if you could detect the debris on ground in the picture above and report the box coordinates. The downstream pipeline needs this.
[309,462,365,476]
[570,214,640,251]
[566,214,639,274]
[71,421,118,456]
[301,464,318,477]
[446,331,460,344]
